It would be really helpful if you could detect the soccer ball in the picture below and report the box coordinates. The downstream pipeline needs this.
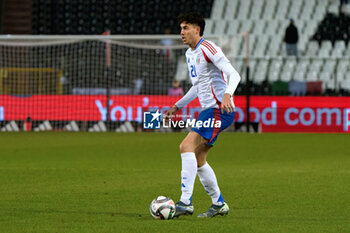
[149,196,176,220]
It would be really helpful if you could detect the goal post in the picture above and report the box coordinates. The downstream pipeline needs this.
[0,35,244,132]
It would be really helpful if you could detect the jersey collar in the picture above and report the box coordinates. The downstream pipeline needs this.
[194,38,204,50]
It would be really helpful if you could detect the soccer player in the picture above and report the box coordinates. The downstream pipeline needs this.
[164,12,241,218]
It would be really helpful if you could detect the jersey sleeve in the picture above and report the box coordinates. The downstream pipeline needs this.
[175,86,197,109]
[200,41,241,95]
[222,63,241,95]
[200,41,230,70]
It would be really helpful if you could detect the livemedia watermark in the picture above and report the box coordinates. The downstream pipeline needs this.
[143,110,221,129]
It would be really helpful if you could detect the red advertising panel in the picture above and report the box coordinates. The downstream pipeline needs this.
[0,95,349,133]
[236,96,350,133]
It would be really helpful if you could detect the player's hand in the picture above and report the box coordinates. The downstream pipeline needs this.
[163,105,179,122]
[221,93,234,113]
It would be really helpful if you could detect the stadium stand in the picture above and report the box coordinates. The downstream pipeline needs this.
[1,0,349,133]
[32,0,213,35]
[10,0,350,96]
[203,0,350,96]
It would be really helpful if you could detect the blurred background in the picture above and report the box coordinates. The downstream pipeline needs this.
[1,0,349,95]
[0,0,349,132]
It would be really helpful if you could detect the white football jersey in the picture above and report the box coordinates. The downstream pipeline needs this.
[185,38,234,109]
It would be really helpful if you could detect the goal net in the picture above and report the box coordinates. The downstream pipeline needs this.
[0,35,242,132]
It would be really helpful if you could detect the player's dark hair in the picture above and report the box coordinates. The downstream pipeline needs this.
[177,12,205,36]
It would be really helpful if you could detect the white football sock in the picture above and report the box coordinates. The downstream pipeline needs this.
[180,152,197,205]
[197,163,224,206]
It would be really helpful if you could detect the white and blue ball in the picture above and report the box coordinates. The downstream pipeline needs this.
[149,196,175,220]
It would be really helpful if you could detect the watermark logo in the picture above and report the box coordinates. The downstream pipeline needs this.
[143,110,222,130]
[143,110,162,129]
[164,117,221,129]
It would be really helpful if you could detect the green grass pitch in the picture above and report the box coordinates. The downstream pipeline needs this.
[0,132,349,233]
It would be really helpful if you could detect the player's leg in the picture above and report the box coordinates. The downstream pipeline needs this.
[196,109,235,218]
[174,131,208,217]
[196,144,223,205]
[194,143,210,168]
[179,130,208,153]
[195,144,228,217]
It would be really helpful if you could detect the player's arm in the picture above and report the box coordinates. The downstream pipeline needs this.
[221,63,241,113]
[164,86,197,121]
